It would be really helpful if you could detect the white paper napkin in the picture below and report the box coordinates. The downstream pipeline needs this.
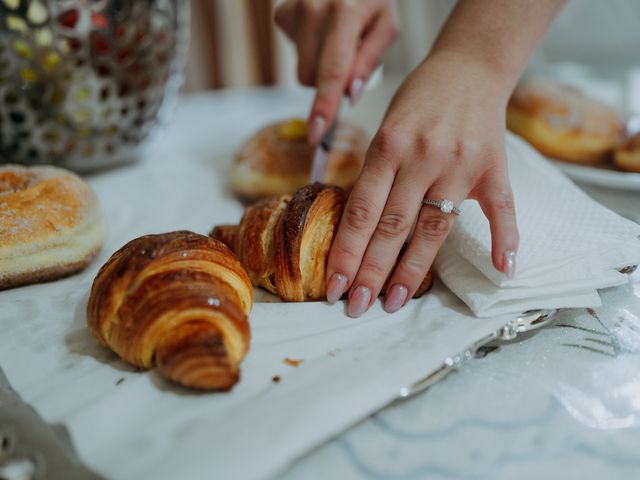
[435,133,640,317]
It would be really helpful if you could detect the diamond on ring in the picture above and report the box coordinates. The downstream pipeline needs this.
[440,200,454,213]
[422,198,461,215]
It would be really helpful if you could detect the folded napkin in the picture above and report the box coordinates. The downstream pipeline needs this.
[435,133,640,317]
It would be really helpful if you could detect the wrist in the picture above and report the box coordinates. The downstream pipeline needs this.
[419,48,516,104]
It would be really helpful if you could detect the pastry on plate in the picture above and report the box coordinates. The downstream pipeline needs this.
[87,231,253,391]
[0,164,107,290]
[232,118,367,200]
[613,131,640,173]
[507,78,622,164]
[211,183,433,302]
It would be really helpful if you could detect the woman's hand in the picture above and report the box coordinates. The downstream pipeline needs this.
[274,0,399,143]
[325,52,520,316]
[275,0,564,317]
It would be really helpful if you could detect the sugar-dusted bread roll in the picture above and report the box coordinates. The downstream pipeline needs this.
[232,118,367,200]
[0,164,107,290]
[507,78,622,164]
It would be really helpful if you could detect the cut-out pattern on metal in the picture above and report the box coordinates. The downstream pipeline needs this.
[0,0,188,170]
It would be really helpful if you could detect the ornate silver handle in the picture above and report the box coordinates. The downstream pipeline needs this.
[397,310,557,400]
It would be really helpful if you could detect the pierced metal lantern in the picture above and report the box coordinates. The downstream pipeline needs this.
[0,0,189,171]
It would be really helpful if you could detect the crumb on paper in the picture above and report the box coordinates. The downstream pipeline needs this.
[272,375,281,383]
[283,357,304,367]
[116,377,125,385]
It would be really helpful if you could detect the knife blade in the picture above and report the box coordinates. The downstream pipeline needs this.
[309,66,384,183]
[309,118,338,183]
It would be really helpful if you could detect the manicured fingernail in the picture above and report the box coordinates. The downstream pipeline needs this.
[347,286,371,318]
[349,77,364,103]
[309,115,326,145]
[384,284,408,313]
[503,250,516,279]
[326,273,348,304]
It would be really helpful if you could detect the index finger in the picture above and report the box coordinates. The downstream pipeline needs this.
[308,2,365,144]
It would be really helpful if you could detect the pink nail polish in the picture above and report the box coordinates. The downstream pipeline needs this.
[503,250,516,279]
[349,77,364,103]
[309,116,326,145]
[326,273,348,304]
[384,284,408,313]
[347,286,371,318]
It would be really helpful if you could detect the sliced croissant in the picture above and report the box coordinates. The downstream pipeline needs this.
[211,183,433,302]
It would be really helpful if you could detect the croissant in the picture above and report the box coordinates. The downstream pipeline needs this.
[87,231,253,391]
[211,183,433,302]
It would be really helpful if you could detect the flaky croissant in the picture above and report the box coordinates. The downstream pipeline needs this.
[211,183,433,302]
[87,231,253,390]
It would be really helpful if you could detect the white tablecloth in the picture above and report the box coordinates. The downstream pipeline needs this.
[2,84,639,480]
[0,89,521,480]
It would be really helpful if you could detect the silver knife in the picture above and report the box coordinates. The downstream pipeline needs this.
[309,118,338,183]
[309,67,384,183]
[0,366,103,480]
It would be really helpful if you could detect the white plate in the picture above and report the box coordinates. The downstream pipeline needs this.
[550,159,640,191]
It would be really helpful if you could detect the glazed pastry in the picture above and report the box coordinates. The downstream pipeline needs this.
[232,118,367,200]
[507,78,622,164]
[613,131,640,172]
[0,164,107,290]
[211,183,433,302]
[87,231,253,391]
